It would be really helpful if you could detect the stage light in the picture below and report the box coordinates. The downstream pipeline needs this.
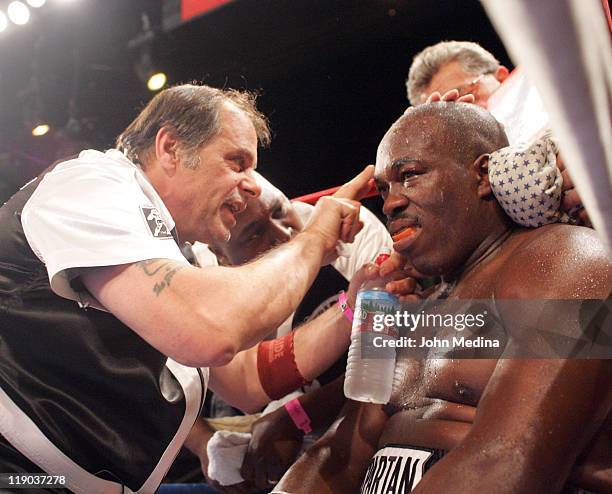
[26,0,46,8]
[0,11,8,32]
[147,72,167,91]
[32,123,50,137]
[7,1,30,25]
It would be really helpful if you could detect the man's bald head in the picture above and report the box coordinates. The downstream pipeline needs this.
[391,102,508,166]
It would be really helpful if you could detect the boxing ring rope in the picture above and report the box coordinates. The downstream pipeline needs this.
[292,182,379,204]
[480,0,612,254]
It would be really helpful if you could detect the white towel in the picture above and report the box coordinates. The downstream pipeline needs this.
[206,430,251,486]
[206,391,308,486]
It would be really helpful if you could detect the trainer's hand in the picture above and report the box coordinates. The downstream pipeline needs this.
[346,263,379,309]
[332,164,376,201]
[344,252,426,307]
[302,165,373,264]
[425,89,475,105]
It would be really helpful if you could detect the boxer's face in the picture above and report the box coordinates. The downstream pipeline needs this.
[217,182,302,265]
[375,114,483,276]
[170,102,261,244]
[422,60,507,109]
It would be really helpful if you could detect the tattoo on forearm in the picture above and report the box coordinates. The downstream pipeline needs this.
[137,260,185,296]
[138,259,170,276]
[153,265,185,296]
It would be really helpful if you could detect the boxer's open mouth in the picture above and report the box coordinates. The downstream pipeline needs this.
[392,226,418,242]
[390,221,421,250]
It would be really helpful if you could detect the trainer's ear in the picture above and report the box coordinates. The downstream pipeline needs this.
[473,154,492,198]
[495,65,510,83]
[155,126,181,175]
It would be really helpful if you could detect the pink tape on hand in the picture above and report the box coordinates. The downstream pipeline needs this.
[338,291,354,323]
[284,398,312,434]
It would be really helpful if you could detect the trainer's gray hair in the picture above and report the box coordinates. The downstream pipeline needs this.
[406,41,500,106]
[116,84,271,169]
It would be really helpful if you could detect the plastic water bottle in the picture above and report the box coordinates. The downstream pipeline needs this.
[344,249,399,404]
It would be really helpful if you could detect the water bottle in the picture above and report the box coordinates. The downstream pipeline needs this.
[344,248,399,404]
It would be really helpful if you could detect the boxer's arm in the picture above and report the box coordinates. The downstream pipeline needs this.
[414,227,612,493]
[239,377,347,489]
[274,400,388,494]
[415,359,611,494]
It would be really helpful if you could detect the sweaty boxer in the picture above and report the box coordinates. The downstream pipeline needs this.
[273,103,611,493]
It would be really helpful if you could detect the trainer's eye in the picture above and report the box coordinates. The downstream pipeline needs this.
[228,155,246,172]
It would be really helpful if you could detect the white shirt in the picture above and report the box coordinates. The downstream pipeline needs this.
[21,149,189,309]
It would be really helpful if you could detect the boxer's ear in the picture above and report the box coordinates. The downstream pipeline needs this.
[473,154,492,198]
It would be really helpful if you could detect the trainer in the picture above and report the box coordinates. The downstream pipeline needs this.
[0,84,370,493]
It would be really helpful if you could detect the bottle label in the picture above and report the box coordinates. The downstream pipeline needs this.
[353,290,399,337]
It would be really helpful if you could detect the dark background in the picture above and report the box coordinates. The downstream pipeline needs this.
[0,0,511,204]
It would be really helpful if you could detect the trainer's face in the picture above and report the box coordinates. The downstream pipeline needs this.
[375,115,481,276]
[218,179,302,265]
[423,60,506,109]
[172,102,261,244]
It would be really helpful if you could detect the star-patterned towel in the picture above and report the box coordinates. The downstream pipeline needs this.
[489,136,570,227]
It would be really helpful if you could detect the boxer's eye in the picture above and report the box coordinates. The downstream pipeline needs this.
[271,205,288,220]
[246,232,261,243]
[401,171,418,185]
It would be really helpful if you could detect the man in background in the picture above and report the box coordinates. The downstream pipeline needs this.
[406,39,587,225]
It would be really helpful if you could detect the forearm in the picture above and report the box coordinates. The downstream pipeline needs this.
[293,304,351,381]
[294,376,346,432]
[84,232,326,367]
[200,231,326,352]
[208,347,270,413]
[276,402,385,493]
[210,329,347,416]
